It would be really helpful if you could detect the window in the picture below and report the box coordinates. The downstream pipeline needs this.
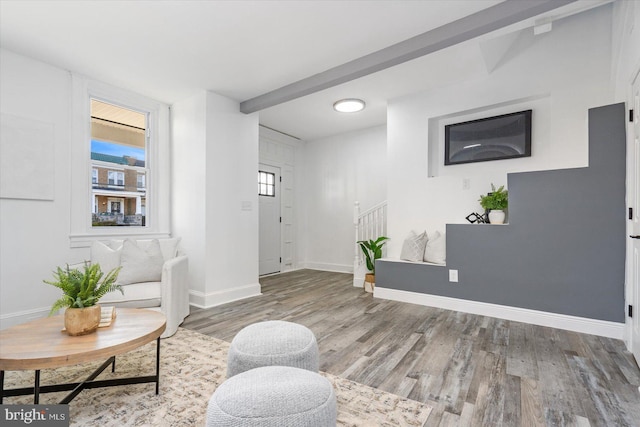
[258,171,275,197]
[70,76,171,247]
[90,99,147,227]
[107,171,124,186]
[137,173,146,189]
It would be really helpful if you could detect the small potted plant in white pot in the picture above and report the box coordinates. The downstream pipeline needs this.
[479,184,508,224]
[45,262,122,336]
[357,236,389,292]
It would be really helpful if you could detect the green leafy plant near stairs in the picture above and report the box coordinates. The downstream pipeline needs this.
[44,262,123,315]
[357,236,390,275]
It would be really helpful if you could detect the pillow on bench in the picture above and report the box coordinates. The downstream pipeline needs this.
[424,231,446,265]
[400,230,428,262]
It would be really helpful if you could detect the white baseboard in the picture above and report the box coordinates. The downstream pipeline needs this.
[189,283,262,309]
[353,275,364,287]
[303,262,353,274]
[0,306,50,330]
[374,287,625,340]
[259,267,304,278]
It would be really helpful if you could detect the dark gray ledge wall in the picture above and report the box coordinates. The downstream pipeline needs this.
[377,103,626,322]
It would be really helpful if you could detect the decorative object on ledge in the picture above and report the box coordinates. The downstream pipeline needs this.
[44,262,123,336]
[479,184,508,224]
[488,210,506,224]
[357,236,389,293]
[465,212,488,224]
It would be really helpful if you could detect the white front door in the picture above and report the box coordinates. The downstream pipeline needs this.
[259,164,281,276]
[630,70,640,364]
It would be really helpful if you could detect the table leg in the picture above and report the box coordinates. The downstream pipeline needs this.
[60,356,115,404]
[34,370,40,404]
[2,335,161,402]
[155,337,161,394]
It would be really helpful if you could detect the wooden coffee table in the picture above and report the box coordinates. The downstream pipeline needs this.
[0,308,166,404]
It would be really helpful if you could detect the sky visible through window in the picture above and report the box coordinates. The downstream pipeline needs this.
[91,139,145,162]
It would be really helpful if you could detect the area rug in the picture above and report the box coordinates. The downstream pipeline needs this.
[2,328,431,426]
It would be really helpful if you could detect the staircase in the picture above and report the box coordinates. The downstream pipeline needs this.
[353,201,387,287]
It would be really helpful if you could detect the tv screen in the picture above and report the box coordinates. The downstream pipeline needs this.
[444,110,532,166]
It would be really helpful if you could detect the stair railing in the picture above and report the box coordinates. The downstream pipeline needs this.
[353,200,387,287]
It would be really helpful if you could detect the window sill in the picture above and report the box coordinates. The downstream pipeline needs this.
[69,230,171,248]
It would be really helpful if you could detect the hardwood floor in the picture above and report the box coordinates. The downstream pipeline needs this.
[181,269,640,426]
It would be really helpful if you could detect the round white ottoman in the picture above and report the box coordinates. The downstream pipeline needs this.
[206,366,337,427]
[227,320,319,377]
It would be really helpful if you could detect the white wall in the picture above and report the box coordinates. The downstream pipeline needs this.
[172,91,261,308]
[612,0,640,101]
[171,92,207,297]
[0,47,262,328]
[387,5,615,257]
[0,49,176,328]
[301,125,387,272]
[205,92,260,299]
[0,49,76,327]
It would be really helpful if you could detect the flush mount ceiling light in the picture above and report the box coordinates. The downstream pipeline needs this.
[333,98,366,113]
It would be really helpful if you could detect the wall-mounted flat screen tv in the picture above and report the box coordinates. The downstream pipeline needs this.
[444,110,532,166]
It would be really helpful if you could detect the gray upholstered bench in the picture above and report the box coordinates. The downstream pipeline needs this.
[226,320,319,377]
[206,366,337,427]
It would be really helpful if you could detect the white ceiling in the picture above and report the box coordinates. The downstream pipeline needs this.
[0,0,610,141]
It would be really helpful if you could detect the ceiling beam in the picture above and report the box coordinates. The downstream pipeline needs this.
[240,0,577,114]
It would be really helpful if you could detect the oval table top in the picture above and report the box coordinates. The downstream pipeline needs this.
[0,308,166,371]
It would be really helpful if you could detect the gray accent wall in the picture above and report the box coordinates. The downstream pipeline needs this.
[377,103,626,322]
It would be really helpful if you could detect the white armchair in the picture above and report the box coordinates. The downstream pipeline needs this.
[82,238,189,338]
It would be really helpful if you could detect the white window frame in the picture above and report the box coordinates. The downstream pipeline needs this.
[258,171,276,197]
[108,170,125,187]
[137,173,146,189]
[70,75,171,247]
[92,168,98,184]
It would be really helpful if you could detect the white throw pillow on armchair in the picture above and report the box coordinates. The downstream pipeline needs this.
[117,239,165,285]
[90,240,122,275]
[137,237,181,261]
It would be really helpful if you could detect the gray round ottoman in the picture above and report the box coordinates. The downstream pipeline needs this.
[227,320,319,377]
[206,366,337,427]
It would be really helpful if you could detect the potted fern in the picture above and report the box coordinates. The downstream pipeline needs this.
[357,236,389,292]
[479,184,508,224]
[45,262,123,336]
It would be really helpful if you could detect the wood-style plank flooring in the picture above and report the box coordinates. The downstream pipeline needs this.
[182,269,640,426]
